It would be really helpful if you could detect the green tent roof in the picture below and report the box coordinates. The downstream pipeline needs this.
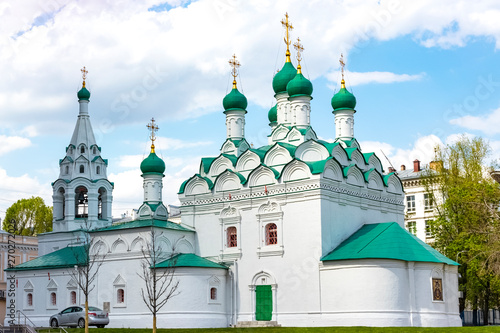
[155,253,227,269]
[91,219,193,233]
[321,222,458,265]
[6,245,87,271]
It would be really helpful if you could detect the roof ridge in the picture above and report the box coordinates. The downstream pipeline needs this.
[356,223,394,254]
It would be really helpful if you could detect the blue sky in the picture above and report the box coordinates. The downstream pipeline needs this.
[1,0,500,220]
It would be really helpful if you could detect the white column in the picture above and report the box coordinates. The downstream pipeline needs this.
[78,100,89,115]
[289,96,312,129]
[275,92,291,126]
[334,109,355,139]
[143,174,163,203]
[225,110,246,139]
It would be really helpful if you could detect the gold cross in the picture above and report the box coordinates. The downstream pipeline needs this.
[293,37,304,67]
[281,12,293,62]
[81,66,88,88]
[228,54,240,89]
[339,53,345,82]
[147,118,159,152]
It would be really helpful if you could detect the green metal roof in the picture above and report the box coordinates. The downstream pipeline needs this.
[155,253,227,269]
[321,222,458,265]
[286,72,313,98]
[178,174,213,194]
[77,86,91,101]
[201,157,217,174]
[91,219,193,233]
[223,87,248,111]
[140,151,166,174]
[304,157,332,174]
[273,61,297,94]
[331,86,356,110]
[6,245,87,271]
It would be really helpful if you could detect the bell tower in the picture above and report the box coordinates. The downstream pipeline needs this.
[51,67,114,232]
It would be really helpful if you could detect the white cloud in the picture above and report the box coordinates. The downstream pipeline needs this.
[326,71,425,87]
[360,134,443,171]
[0,135,32,155]
[154,136,213,151]
[450,107,500,135]
[0,167,52,222]
[1,0,500,135]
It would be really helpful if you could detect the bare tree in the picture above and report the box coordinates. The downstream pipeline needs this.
[138,227,180,333]
[66,220,107,333]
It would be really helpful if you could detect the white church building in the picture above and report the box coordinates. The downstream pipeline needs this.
[6,16,461,328]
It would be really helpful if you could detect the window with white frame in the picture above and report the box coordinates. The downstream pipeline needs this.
[424,193,434,210]
[257,201,284,257]
[406,221,417,235]
[208,276,220,304]
[425,220,434,238]
[113,275,126,307]
[46,280,58,310]
[406,195,416,212]
[24,280,34,310]
[70,291,77,305]
[220,206,242,261]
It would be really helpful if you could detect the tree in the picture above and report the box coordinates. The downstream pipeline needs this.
[422,135,500,325]
[67,219,107,333]
[3,196,52,235]
[138,228,180,333]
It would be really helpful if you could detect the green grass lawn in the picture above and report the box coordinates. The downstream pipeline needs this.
[55,327,500,333]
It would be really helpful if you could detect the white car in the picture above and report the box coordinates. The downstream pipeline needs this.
[50,306,109,328]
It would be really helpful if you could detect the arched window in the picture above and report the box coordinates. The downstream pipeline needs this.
[265,223,278,245]
[210,287,217,300]
[80,146,85,154]
[27,293,33,306]
[65,165,69,174]
[93,146,97,154]
[98,193,102,219]
[227,227,237,248]
[59,187,65,219]
[96,166,100,175]
[50,292,57,306]
[79,165,84,173]
[117,289,124,303]
[70,291,77,305]
[75,187,88,218]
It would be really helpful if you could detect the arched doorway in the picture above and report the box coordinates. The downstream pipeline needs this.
[250,271,277,322]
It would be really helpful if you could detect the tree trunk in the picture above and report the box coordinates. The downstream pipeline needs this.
[85,300,89,333]
[153,314,156,333]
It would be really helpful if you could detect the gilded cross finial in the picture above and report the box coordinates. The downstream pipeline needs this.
[293,37,304,73]
[81,66,88,88]
[339,53,346,88]
[281,12,293,63]
[228,54,240,89]
[146,118,159,153]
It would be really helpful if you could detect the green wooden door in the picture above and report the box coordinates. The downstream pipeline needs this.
[255,285,272,321]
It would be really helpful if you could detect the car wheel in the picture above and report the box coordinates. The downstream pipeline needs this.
[78,318,85,328]
[97,325,104,328]
[50,319,58,328]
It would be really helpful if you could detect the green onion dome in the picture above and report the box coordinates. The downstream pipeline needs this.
[272,61,297,94]
[140,148,165,174]
[77,86,90,101]
[268,104,277,123]
[331,82,356,110]
[286,72,313,98]
[223,87,248,111]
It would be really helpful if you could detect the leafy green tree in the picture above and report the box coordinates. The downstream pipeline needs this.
[3,196,53,235]
[422,135,500,325]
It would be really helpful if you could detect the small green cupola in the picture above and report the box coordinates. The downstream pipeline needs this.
[268,104,277,123]
[223,87,248,111]
[141,118,165,174]
[331,54,356,111]
[331,81,356,110]
[140,147,165,174]
[286,68,313,98]
[78,66,91,101]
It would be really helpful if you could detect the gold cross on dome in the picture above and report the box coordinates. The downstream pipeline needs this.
[81,66,88,87]
[146,118,160,147]
[339,53,345,82]
[281,13,293,61]
[229,54,240,89]
[293,37,304,64]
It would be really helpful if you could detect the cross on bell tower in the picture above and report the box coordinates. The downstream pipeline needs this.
[147,118,159,153]
[229,54,241,89]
